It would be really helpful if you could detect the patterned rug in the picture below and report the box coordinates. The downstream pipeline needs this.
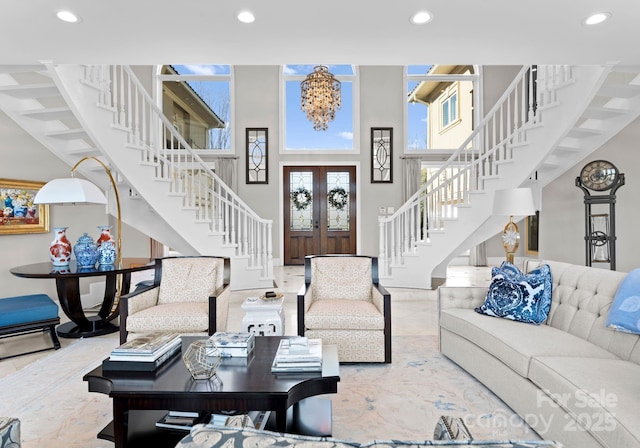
[331,336,537,442]
[0,334,538,447]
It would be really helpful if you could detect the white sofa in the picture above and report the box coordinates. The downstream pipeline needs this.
[438,260,640,448]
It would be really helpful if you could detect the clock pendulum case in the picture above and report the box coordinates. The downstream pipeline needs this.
[575,160,625,270]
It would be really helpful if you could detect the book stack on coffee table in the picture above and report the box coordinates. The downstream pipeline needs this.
[271,337,322,373]
[103,332,182,372]
[156,410,208,431]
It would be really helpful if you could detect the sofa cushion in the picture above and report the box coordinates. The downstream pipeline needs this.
[475,263,552,325]
[363,442,563,447]
[305,299,384,330]
[529,356,640,448]
[176,424,360,448]
[440,309,618,377]
[606,268,640,334]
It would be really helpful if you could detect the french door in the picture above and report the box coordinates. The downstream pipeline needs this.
[283,166,356,265]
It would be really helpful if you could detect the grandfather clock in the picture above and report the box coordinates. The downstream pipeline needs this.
[575,160,624,270]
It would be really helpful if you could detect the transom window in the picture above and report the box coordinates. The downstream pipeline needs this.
[282,65,358,153]
[157,65,233,150]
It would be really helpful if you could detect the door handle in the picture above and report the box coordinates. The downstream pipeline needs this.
[314,220,319,229]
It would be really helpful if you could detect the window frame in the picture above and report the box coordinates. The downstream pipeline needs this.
[440,86,460,131]
[404,66,482,155]
[155,65,235,152]
[280,65,360,154]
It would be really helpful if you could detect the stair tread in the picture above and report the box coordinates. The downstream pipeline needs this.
[598,84,640,98]
[45,128,90,140]
[0,83,60,98]
[582,106,628,120]
[21,107,74,120]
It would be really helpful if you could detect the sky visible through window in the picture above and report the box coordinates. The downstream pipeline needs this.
[407,65,433,150]
[169,64,443,152]
[284,65,355,150]
[172,65,231,149]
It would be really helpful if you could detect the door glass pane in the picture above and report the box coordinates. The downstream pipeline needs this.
[326,172,350,231]
[289,171,313,231]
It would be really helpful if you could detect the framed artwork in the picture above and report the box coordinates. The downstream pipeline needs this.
[0,178,50,235]
[246,128,268,184]
[371,127,393,183]
[525,211,539,255]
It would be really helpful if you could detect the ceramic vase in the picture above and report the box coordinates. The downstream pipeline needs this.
[96,225,113,247]
[98,240,117,266]
[49,227,72,266]
[73,233,99,268]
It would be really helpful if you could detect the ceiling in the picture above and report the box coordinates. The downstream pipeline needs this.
[1,0,640,66]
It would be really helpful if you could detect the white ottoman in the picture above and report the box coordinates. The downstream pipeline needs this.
[241,296,285,336]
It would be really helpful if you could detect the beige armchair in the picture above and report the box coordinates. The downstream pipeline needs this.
[297,255,391,363]
[119,256,230,343]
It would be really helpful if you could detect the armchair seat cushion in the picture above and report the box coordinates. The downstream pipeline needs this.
[124,302,209,333]
[305,299,384,330]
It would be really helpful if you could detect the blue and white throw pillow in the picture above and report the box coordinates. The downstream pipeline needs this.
[475,262,553,325]
[606,268,640,334]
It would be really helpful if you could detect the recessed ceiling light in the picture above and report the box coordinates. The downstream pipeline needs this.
[583,12,611,25]
[56,10,81,23]
[237,11,255,23]
[410,11,433,25]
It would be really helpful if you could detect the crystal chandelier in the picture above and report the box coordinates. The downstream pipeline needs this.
[300,66,341,131]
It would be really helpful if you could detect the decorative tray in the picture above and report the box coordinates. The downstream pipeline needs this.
[260,293,283,301]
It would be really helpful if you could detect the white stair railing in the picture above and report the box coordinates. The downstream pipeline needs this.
[83,65,273,278]
[379,65,572,276]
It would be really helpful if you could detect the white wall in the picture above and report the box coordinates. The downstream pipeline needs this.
[0,111,150,302]
[233,66,406,260]
[540,117,640,272]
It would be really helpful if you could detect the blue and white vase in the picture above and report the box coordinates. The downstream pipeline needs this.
[98,239,117,266]
[96,225,113,247]
[73,233,99,268]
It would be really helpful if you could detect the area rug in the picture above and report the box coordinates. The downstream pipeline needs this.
[331,335,538,442]
[0,335,538,447]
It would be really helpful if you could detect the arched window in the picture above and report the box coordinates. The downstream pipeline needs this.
[281,65,359,153]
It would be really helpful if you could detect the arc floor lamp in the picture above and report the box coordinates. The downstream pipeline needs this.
[33,156,122,267]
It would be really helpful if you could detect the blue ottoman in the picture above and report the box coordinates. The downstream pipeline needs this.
[0,294,61,360]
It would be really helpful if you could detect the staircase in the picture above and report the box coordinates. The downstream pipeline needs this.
[0,64,273,290]
[3,64,640,291]
[380,64,640,288]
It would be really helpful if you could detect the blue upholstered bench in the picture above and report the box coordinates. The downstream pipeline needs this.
[0,294,61,360]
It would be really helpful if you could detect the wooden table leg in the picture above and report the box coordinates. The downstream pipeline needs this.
[113,399,128,448]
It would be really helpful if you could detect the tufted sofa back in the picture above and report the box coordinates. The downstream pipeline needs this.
[526,260,640,364]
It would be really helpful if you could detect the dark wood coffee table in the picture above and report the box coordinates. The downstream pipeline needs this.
[83,336,340,448]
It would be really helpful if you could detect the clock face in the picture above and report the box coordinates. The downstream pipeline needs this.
[580,160,619,191]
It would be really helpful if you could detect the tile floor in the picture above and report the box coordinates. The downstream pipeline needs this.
[0,264,493,379]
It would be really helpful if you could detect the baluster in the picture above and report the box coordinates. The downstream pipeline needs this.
[266,221,273,278]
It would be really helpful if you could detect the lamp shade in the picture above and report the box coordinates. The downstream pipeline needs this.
[33,178,108,205]
[492,188,536,216]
